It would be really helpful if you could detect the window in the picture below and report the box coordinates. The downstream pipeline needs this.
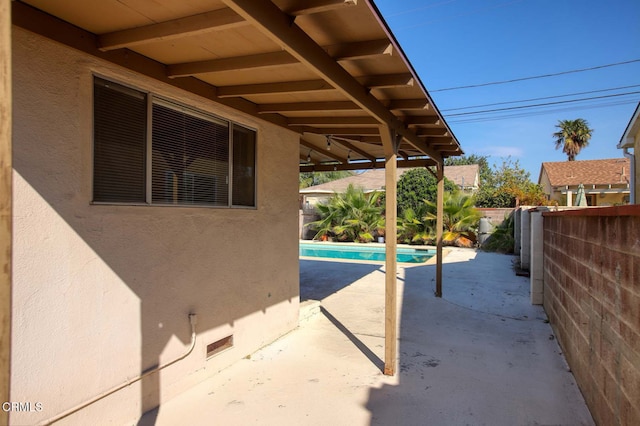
[93,77,256,207]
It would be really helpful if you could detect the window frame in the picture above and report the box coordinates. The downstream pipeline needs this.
[92,76,257,209]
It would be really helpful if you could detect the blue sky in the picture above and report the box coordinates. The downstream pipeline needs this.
[374,0,640,180]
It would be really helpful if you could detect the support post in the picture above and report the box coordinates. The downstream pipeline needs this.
[435,162,444,297]
[379,125,399,376]
[0,0,12,421]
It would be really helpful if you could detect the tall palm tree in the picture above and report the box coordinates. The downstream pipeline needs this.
[552,119,593,161]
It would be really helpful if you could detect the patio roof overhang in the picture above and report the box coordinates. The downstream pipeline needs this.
[8,0,461,378]
[12,0,462,171]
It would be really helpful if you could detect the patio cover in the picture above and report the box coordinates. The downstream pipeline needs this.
[9,0,463,376]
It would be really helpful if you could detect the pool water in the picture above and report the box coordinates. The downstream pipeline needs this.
[299,242,435,264]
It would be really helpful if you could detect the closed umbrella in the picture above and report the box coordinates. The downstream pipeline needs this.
[575,183,587,206]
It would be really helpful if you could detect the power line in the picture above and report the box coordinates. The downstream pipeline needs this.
[445,90,640,117]
[448,98,640,124]
[441,84,640,112]
[431,59,640,92]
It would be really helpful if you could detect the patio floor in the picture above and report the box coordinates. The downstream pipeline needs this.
[141,248,594,425]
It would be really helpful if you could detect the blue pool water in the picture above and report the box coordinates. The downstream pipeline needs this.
[299,242,435,264]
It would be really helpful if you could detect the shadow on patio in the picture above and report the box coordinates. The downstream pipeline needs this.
[142,249,594,425]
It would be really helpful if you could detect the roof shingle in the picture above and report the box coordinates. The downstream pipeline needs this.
[540,158,630,186]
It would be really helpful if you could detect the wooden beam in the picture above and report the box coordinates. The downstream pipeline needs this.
[287,0,357,16]
[358,73,413,88]
[324,39,393,61]
[287,116,378,126]
[388,99,430,110]
[415,128,449,137]
[402,116,440,126]
[218,79,335,98]
[379,125,399,376]
[436,163,444,297]
[291,126,380,136]
[0,0,11,419]
[299,157,435,172]
[425,137,454,145]
[98,8,247,51]
[257,101,359,113]
[169,40,399,78]
[218,73,413,98]
[97,0,357,51]
[167,51,297,78]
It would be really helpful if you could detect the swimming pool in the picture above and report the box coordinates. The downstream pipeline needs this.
[299,242,435,264]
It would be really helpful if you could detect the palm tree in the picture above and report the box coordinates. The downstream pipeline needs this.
[552,119,593,161]
[397,204,434,245]
[424,192,482,247]
[310,184,384,243]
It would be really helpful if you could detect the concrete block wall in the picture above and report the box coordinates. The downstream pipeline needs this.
[542,205,640,426]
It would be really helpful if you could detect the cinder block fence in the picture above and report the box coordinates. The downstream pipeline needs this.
[541,205,640,426]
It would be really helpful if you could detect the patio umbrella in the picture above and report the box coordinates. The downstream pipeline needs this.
[575,183,588,206]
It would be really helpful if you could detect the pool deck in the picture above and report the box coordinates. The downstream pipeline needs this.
[141,247,594,425]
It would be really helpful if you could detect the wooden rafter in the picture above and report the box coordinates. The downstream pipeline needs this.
[217,73,413,98]
[168,39,397,78]
[299,157,435,172]
[168,51,297,78]
[99,1,359,51]
[257,101,359,113]
[287,0,357,16]
[221,0,443,161]
[287,116,378,126]
[98,8,247,51]
[291,126,379,136]
[415,128,449,137]
[388,99,431,110]
[402,116,440,126]
[324,39,393,61]
[218,80,335,98]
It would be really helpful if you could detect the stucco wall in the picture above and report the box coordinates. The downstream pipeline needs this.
[11,28,300,425]
[542,206,640,425]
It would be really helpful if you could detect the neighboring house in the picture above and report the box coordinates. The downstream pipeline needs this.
[4,1,462,425]
[300,165,480,209]
[538,158,631,206]
[618,102,639,203]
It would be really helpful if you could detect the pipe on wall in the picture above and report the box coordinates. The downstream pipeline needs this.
[40,313,198,425]
[623,147,636,204]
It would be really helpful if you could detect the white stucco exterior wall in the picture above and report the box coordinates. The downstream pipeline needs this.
[11,28,300,425]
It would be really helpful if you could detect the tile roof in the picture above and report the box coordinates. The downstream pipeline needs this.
[300,165,480,193]
[540,158,631,187]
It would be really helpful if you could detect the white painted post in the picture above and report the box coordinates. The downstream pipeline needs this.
[520,208,531,271]
[514,208,521,255]
[530,209,544,305]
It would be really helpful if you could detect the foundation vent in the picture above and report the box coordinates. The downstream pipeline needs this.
[207,335,233,359]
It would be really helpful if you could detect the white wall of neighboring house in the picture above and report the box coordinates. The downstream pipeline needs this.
[11,28,300,425]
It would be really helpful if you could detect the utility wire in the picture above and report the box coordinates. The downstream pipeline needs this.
[431,59,640,92]
[441,84,640,112]
[448,98,639,124]
[445,91,640,117]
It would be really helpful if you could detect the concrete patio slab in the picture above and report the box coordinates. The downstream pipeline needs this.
[140,248,594,426]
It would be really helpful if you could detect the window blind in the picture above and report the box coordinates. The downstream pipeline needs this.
[93,78,147,202]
